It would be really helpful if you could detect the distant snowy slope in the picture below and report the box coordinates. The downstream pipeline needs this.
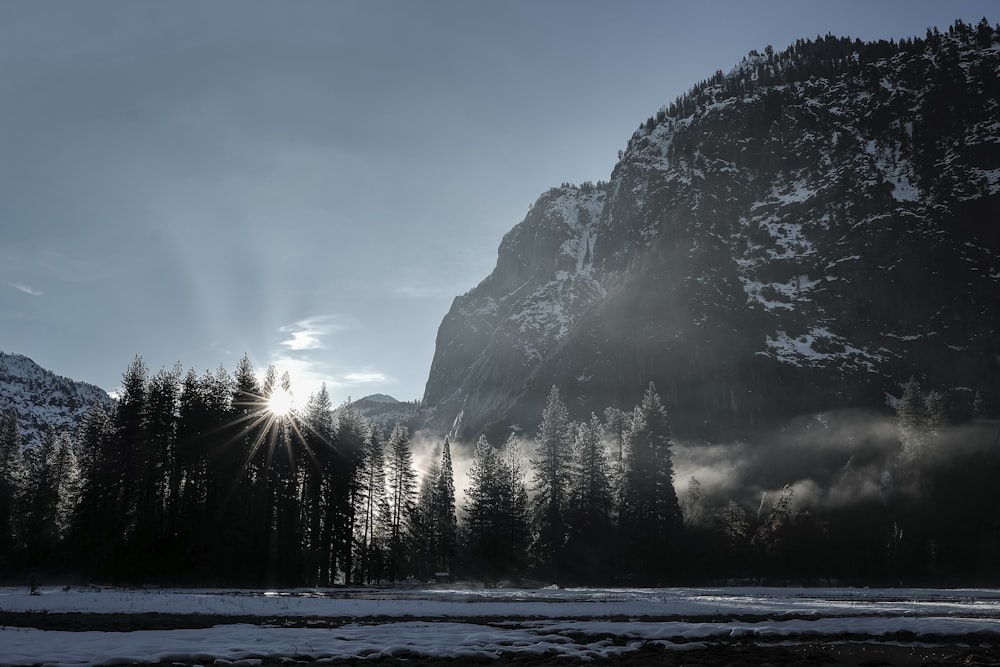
[351,393,420,430]
[0,351,114,448]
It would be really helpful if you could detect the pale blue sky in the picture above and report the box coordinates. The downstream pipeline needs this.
[1,1,996,405]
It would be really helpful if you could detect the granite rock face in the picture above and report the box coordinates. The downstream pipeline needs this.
[422,24,1000,441]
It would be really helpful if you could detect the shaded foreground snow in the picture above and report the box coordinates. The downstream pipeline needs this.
[1,587,999,666]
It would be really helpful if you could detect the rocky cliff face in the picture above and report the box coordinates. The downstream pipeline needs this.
[0,351,114,448]
[422,23,1000,442]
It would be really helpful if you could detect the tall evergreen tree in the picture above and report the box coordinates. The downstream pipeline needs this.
[565,414,613,582]
[218,355,267,583]
[110,355,149,574]
[139,364,181,576]
[23,429,79,569]
[411,436,459,580]
[463,434,530,583]
[433,436,458,576]
[49,430,81,544]
[333,403,367,584]
[385,423,417,581]
[499,434,531,582]
[412,450,441,579]
[263,371,303,586]
[753,484,796,577]
[70,402,114,577]
[620,382,682,583]
[603,406,630,525]
[353,424,389,584]
[681,476,706,526]
[529,386,573,580]
[463,435,505,582]
[0,410,27,565]
[301,384,335,586]
[173,368,213,576]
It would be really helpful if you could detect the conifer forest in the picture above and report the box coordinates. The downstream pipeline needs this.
[2,353,998,588]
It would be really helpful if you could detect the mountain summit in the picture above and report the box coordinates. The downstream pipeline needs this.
[422,22,1000,441]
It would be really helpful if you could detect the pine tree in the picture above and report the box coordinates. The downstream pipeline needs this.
[385,423,417,581]
[529,386,573,581]
[619,383,683,584]
[414,437,458,579]
[717,499,750,582]
[301,384,336,586]
[434,436,458,576]
[0,410,27,564]
[719,500,749,546]
[412,451,441,579]
[565,414,613,582]
[230,353,265,490]
[139,364,181,576]
[23,428,79,568]
[602,406,630,521]
[353,423,389,584]
[70,402,114,577]
[753,484,796,577]
[463,435,505,582]
[173,368,213,575]
[50,430,81,543]
[110,355,149,575]
[263,368,303,586]
[218,355,267,583]
[682,476,706,526]
[333,403,367,583]
[500,434,531,582]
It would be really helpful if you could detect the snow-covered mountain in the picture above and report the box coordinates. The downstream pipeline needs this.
[350,394,420,431]
[422,23,1000,441]
[0,351,114,448]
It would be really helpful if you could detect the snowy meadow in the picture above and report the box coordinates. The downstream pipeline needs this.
[1,586,999,666]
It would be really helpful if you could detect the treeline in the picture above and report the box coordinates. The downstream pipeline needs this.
[2,356,999,586]
[634,17,1000,138]
[0,350,683,586]
[0,355,455,586]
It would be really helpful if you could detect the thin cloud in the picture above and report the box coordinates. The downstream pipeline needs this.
[342,371,388,384]
[5,282,43,297]
[278,315,353,351]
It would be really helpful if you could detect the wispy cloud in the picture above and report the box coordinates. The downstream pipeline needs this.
[342,371,388,384]
[278,314,353,351]
[5,282,43,297]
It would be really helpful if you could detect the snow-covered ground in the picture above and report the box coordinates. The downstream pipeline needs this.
[1,586,998,666]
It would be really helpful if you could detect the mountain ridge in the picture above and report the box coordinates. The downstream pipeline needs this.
[421,21,1000,442]
[0,350,115,448]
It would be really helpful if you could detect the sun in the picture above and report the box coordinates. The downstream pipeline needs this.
[267,387,296,417]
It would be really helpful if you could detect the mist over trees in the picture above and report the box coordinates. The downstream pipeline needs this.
[0,354,998,587]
